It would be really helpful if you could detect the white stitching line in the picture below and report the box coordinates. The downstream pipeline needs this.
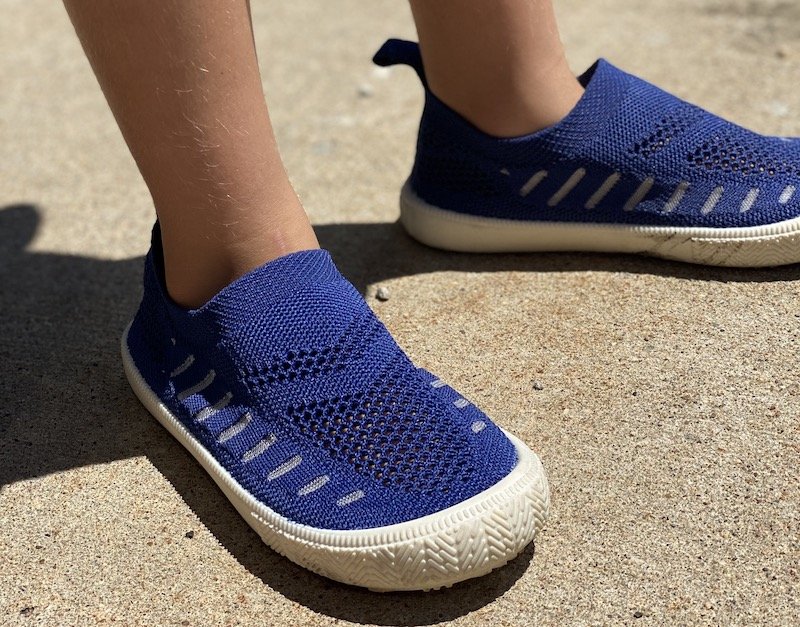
[453,398,470,409]
[548,168,586,207]
[739,188,759,213]
[663,181,690,214]
[194,391,233,422]
[585,172,621,209]
[779,185,796,205]
[242,434,277,463]
[547,168,586,207]
[701,186,724,215]
[336,490,365,507]
[471,421,487,433]
[217,412,252,443]
[176,369,215,401]
[519,170,548,197]
[267,455,302,481]
[430,379,446,388]
[170,354,195,378]
[298,475,330,496]
[623,177,655,211]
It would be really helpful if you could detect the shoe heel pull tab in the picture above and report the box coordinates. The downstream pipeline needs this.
[372,39,428,89]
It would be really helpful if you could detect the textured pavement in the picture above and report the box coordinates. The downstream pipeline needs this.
[2,0,799,625]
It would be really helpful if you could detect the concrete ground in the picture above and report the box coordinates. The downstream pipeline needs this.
[2,0,799,625]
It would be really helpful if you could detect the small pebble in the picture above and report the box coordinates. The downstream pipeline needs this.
[357,83,374,98]
[532,381,544,391]
[20,607,34,617]
[376,286,390,302]
[633,611,644,619]
[184,530,195,539]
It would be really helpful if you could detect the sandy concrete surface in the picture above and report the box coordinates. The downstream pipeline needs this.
[2,0,799,625]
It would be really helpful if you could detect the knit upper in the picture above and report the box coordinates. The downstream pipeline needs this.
[374,39,800,229]
[127,228,517,530]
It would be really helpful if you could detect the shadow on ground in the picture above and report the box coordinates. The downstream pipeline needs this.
[314,219,800,292]
[2,203,798,624]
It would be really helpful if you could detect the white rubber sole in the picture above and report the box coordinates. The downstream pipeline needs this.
[400,182,800,267]
[121,324,550,592]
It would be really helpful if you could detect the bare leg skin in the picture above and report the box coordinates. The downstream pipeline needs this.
[409,0,583,137]
[64,0,579,306]
[63,1,318,308]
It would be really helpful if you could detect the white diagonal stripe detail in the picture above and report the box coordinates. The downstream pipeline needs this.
[471,421,487,433]
[430,379,446,388]
[241,434,276,463]
[170,354,195,378]
[623,177,655,211]
[298,475,330,496]
[268,455,302,481]
[585,172,621,209]
[336,490,365,507]
[217,412,252,444]
[194,391,233,422]
[701,186,724,215]
[519,170,548,197]
[662,181,690,213]
[739,188,759,213]
[176,369,215,401]
[453,398,470,409]
[548,168,586,207]
[779,185,796,205]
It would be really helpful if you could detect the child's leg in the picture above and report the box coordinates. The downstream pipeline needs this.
[379,2,800,266]
[63,1,549,591]
[63,0,317,308]
[409,0,583,137]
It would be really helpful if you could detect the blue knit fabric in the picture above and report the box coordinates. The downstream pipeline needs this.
[127,226,517,530]
[374,39,800,228]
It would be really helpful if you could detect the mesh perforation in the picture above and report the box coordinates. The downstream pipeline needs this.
[244,312,382,386]
[688,130,799,177]
[631,106,701,158]
[288,358,474,494]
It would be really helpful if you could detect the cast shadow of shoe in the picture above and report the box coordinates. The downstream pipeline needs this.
[0,204,533,624]
[2,203,797,625]
[314,221,800,293]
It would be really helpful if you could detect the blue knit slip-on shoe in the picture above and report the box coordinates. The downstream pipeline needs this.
[374,39,800,267]
[121,226,549,591]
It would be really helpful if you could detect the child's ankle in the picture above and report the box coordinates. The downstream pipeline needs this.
[429,63,584,138]
[161,222,319,309]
